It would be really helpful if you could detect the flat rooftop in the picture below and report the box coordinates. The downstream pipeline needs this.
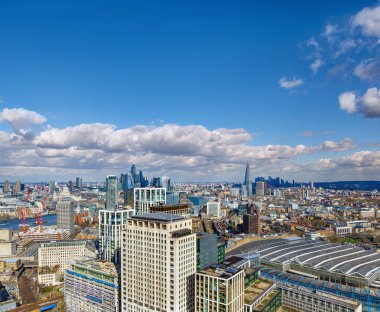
[198,257,245,279]
[131,212,184,222]
[71,258,118,277]
[244,278,274,305]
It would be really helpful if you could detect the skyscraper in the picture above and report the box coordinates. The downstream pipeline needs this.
[14,180,21,193]
[121,172,134,206]
[133,187,166,214]
[56,197,75,236]
[255,181,266,196]
[121,213,196,312]
[75,177,82,189]
[244,161,252,196]
[3,180,9,193]
[98,208,134,264]
[106,175,118,210]
[161,176,171,192]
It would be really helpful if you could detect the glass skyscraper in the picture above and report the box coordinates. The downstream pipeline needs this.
[106,175,118,210]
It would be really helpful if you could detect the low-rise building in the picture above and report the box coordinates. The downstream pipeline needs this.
[38,240,95,274]
[195,257,246,312]
[38,265,61,286]
[280,285,362,312]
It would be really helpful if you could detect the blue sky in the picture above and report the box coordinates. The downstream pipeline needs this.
[0,0,379,182]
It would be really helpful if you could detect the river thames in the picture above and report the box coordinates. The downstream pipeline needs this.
[0,214,57,230]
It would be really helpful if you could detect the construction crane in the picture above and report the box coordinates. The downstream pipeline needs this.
[19,187,31,233]
[35,195,47,232]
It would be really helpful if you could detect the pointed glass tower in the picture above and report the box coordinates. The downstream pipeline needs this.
[244,161,253,196]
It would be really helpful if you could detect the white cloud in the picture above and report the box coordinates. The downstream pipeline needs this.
[320,138,356,152]
[278,77,304,89]
[0,108,46,130]
[338,91,358,113]
[307,36,320,49]
[334,39,356,58]
[361,87,380,117]
[310,58,324,73]
[339,88,380,117]
[0,107,363,181]
[323,24,339,43]
[352,5,380,39]
[354,59,380,81]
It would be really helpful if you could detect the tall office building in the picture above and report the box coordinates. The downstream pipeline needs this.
[75,177,82,189]
[106,175,118,210]
[56,197,75,235]
[244,161,252,196]
[121,213,196,312]
[255,181,266,196]
[196,233,218,271]
[98,208,134,264]
[48,181,57,194]
[14,180,21,193]
[2,180,9,193]
[161,176,171,192]
[133,187,166,214]
[121,172,134,206]
[151,177,162,187]
[130,164,140,187]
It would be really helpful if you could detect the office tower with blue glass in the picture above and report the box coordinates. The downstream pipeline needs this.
[244,161,253,196]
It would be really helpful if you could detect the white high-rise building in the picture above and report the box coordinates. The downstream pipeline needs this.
[121,212,196,312]
[106,175,118,210]
[133,187,166,214]
[98,208,134,264]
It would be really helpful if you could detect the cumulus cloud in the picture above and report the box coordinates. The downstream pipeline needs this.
[0,107,363,181]
[0,108,46,130]
[319,138,356,152]
[339,92,358,113]
[361,87,380,117]
[352,5,380,39]
[339,88,380,117]
[278,77,304,89]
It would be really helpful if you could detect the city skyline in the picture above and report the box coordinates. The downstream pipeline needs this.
[0,1,380,182]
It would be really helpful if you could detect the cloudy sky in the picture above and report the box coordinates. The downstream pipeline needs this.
[0,0,380,182]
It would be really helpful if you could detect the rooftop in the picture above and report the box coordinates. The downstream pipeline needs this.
[198,257,246,279]
[245,279,274,304]
[71,257,118,277]
[131,212,184,222]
